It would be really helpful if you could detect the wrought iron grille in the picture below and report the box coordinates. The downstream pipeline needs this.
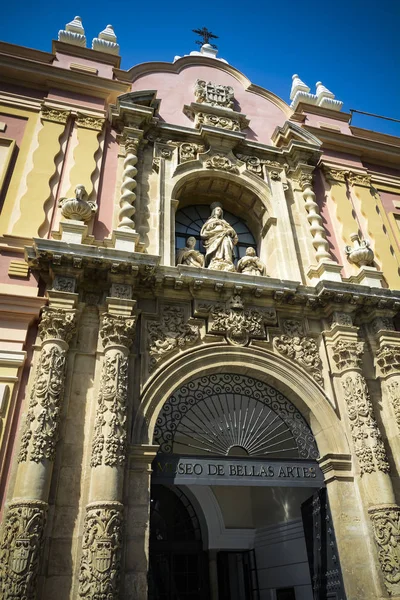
[154,374,318,459]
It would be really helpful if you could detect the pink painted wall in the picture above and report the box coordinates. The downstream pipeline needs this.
[303,112,352,134]
[94,126,119,239]
[54,52,115,79]
[0,113,28,146]
[46,88,105,110]
[131,64,288,144]
[0,252,38,288]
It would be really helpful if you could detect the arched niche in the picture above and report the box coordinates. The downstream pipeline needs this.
[170,168,277,273]
[133,344,349,459]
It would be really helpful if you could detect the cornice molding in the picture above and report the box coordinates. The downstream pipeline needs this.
[293,102,351,123]
[52,40,121,67]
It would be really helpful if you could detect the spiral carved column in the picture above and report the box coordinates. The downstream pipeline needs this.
[0,305,77,600]
[118,138,138,231]
[78,306,137,600]
[299,171,331,262]
[328,326,400,597]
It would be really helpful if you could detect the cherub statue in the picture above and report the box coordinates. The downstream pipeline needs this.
[176,236,205,268]
[237,247,267,276]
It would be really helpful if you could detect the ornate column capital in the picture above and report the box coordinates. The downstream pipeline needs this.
[322,165,347,184]
[347,171,372,188]
[40,105,70,124]
[100,313,137,350]
[331,339,364,373]
[376,344,400,377]
[39,306,77,344]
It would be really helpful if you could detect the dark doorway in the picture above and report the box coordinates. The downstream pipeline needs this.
[301,488,347,600]
[218,550,260,600]
[148,485,209,600]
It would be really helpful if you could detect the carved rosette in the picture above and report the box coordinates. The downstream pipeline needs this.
[273,333,324,387]
[298,171,331,262]
[78,502,123,600]
[0,500,47,600]
[91,314,136,468]
[118,138,139,230]
[205,155,239,173]
[342,374,390,475]
[368,505,400,595]
[147,306,199,371]
[18,308,77,463]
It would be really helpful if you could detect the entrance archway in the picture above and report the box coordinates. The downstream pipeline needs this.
[147,369,347,600]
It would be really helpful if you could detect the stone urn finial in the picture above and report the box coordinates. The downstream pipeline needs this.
[345,233,374,267]
[59,185,97,222]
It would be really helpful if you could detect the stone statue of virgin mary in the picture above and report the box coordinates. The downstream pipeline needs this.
[200,202,238,272]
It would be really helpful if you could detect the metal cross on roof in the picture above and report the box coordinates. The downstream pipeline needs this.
[192,27,219,49]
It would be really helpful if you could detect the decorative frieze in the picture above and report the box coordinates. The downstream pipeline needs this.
[40,105,70,124]
[52,275,77,293]
[376,344,400,376]
[331,340,364,372]
[78,501,123,600]
[347,172,372,188]
[368,504,400,596]
[323,166,347,184]
[109,283,132,300]
[273,329,324,387]
[76,113,105,132]
[0,500,47,600]
[205,154,239,173]
[194,79,234,109]
[196,112,240,131]
[342,373,390,475]
[147,306,199,371]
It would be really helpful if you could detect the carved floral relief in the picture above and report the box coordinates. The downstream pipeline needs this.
[273,332,324,386]
[369,505,400,595]
[147,306,199,371]
[0,500,47,600]
[78,502,123,600]
[342,374,390,475]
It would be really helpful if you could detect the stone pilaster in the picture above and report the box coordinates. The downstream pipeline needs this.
[0,301,77,600]
[78,299,137,600]
[326,319,400,597]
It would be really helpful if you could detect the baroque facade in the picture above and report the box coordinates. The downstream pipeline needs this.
[0,16,400,600]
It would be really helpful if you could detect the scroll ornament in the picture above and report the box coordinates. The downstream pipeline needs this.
[273,334,324,386]
[0,500,47,600]
[342,373,390,475]
[78,502,123,600]
[147,306,199,371]
[369,505,400,595]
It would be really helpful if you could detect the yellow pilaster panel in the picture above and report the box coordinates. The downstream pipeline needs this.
[323,167,359,247]
[65,114,104,201]
[349,174,400,288]
[0,107,39,236]
[12,106,70,238]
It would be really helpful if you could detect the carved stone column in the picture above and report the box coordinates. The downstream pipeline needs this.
[78,299,137,600]
[325,319,400,597]
[0,303,77,600]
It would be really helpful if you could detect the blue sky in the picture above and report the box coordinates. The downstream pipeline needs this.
[1,0,399,136]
